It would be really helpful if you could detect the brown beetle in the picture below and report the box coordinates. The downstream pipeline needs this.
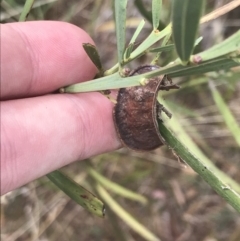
[113,65,179,151]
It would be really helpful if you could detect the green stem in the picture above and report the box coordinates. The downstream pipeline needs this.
[158,121,240,212]
[104,63,119,76]
[19,0,35,21]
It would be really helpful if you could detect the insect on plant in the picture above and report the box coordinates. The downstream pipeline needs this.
[113,65,180,151]
[58,0,240,217]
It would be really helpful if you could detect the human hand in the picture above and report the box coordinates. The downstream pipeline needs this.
[1,21,121,195]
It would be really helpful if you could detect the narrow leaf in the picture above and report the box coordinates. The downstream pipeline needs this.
[149,44,174,53]
[129,19,145,45]
[82,43,103,73]
[161,32,172,47]
[105,24,172,71]
[47,170,105,218]
[194,30,240,62]
[152,0,162,30]
[172,0,205,64]
[150,32,172,64]
[150,36,202,53]
[89,168,148,204]
[209,82,240,146]
[124,19,145,60]
[63,56,239,93]
[130,24,171,60]
[169,57,239,77]
[96,185,160,241]
[19,0,35,21]
[115,0,127,67]
[124,43,135,60]
[194,36,203,47]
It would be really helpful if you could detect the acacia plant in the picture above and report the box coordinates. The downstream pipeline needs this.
[18,0,240,240]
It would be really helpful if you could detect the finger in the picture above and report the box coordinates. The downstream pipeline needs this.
[1,92,121,194]
[1,21,97,99]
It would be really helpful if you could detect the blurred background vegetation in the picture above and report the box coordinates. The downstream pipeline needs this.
[1,0,240,240]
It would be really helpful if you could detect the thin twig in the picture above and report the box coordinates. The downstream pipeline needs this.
[201,0,240,24]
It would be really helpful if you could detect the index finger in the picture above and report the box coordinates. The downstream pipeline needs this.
[1,21,97,100]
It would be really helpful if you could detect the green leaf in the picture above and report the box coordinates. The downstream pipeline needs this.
[150,31,173,64]
[209,82,240,146]
[89,168,148,205]
[130,24,171,60]
[82,43,103,74]
[124,19,145,60]
[150,36,202,53]
[114,0,128,67]
[96,185,160,241]
[157,121,240,212]
[169,57,239,77]
[19,0,35,21]
[134,0,165,30]
[124,43,135,60]
[63,56,239,93]
[172,0,205,64]
[194,36,203,47]
[129,19,145,45]
[161,32,172,46]
[152,0,162,30]
[105,24,172,73]
[47,170,105,218]
[149,44,174,53]
[194,30,240,62]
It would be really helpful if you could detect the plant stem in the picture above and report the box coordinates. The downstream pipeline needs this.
[158,121,240,212]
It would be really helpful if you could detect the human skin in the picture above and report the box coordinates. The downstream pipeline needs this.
[1,21,121,195]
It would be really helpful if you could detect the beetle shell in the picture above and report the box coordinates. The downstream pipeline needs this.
[113,65,165,151]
